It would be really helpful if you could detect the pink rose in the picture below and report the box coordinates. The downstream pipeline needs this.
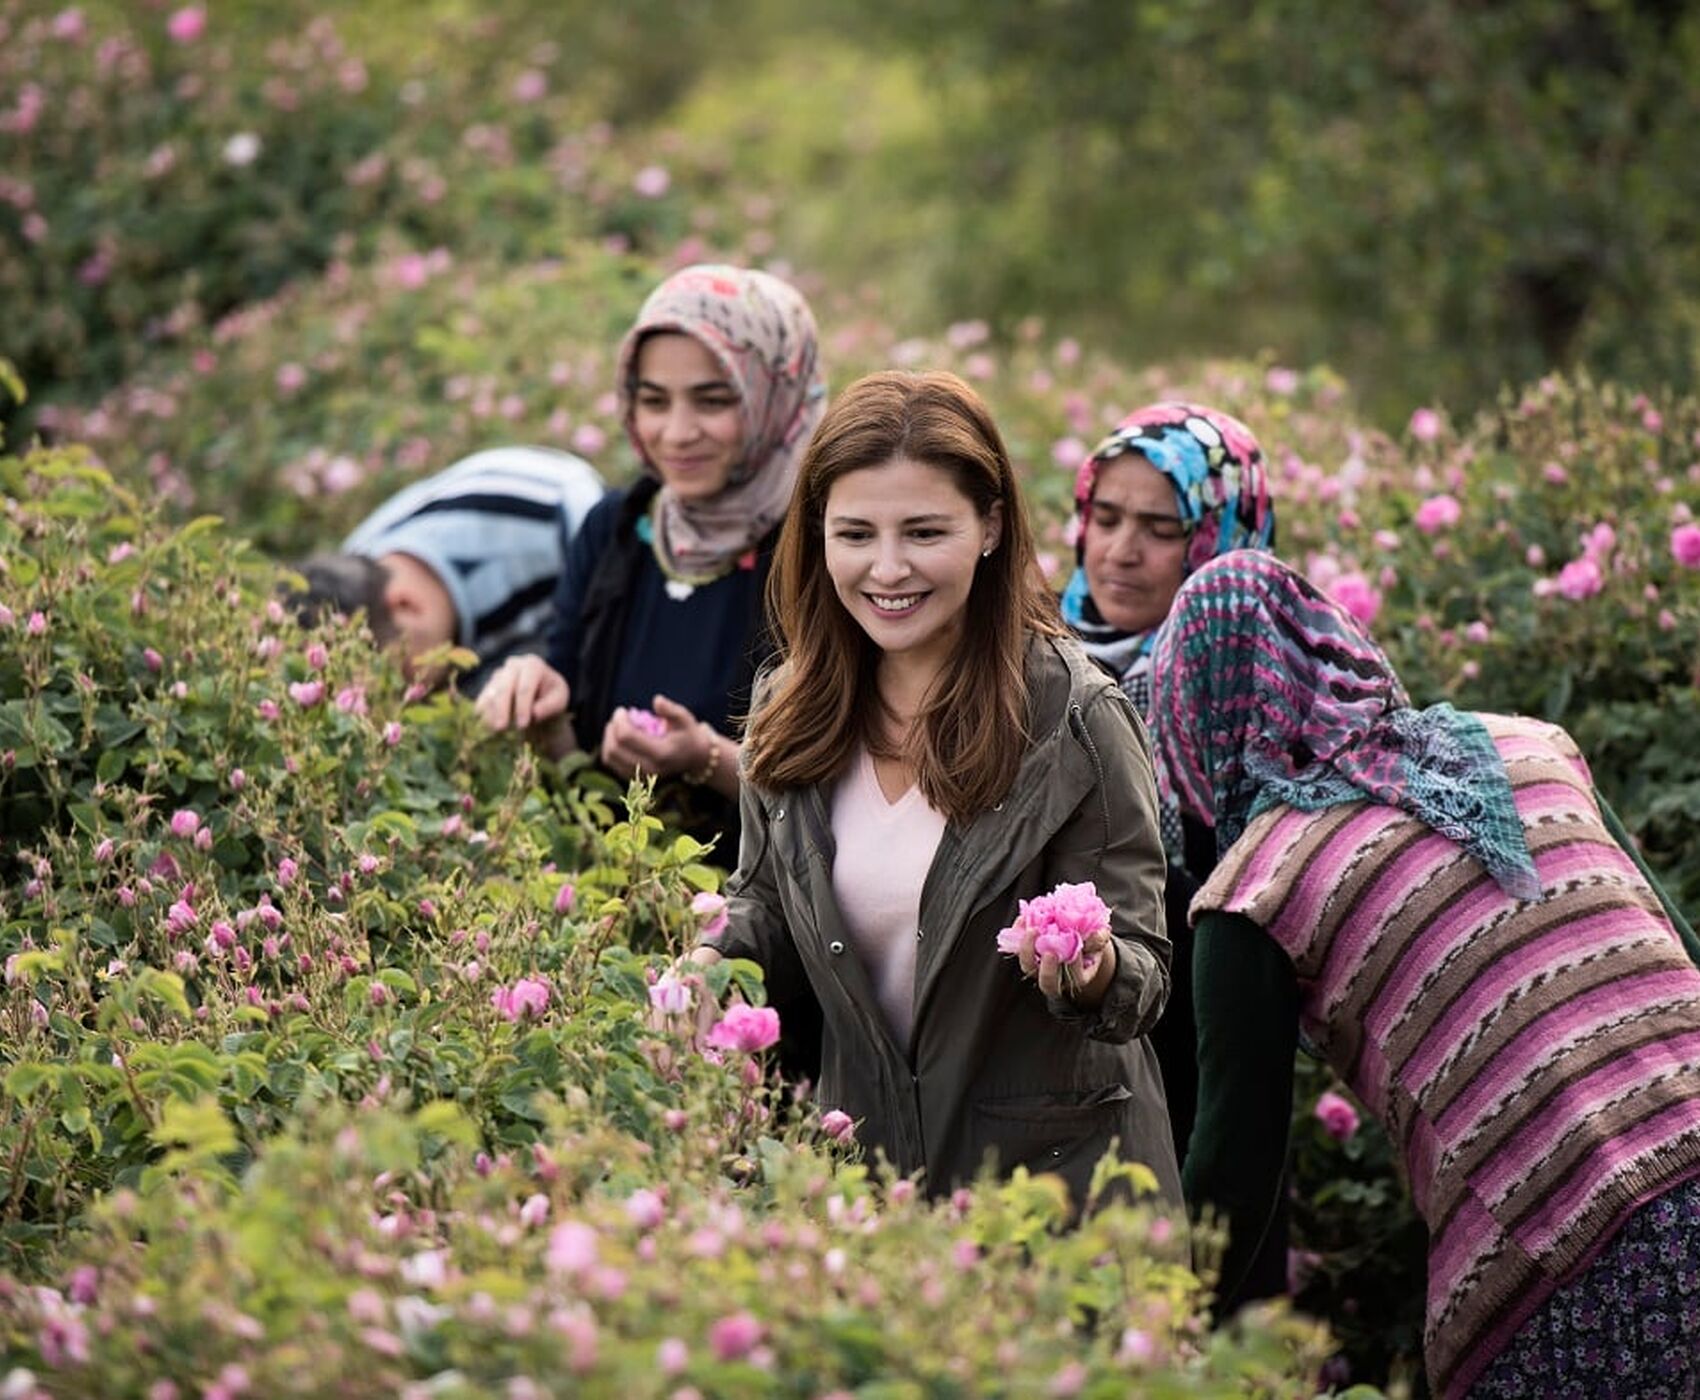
[998,881,1111,966]
[1585,522,1616,560]
[820,1109,856,1143]
[1314,1089,1360,1142]
[288,680,324,707]
[708,1311,762,1361]
[1672,523,1700,570]
[1327,571,1381,626]
[705,1004,780,1053]
[994,911,1034,957]
[169,808,200,839]
[546,1221,599,1276]
[691,890,728,940]
[491,976,551,1022]
[1413,494,1462,534]
[1557,556,1603,601]
[626,707,667,739]
[1032,926,1084,963]
[624,1188,666,1230]
[1408,407,1442,443]
[632,165,671,199]
[648,973,691,1016]
[166,6,205,43]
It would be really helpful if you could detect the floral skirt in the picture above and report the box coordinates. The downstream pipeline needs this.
[1470,1174,1700,1399]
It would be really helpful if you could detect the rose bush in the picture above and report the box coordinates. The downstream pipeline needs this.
[0,438,1339,1393]
[5,13,1696,1383]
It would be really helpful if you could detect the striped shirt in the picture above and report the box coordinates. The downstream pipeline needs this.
[344,447,604,692]
[1194,713,1700,1397]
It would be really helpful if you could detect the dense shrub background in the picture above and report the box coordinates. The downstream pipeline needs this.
[4,1,1698,1393]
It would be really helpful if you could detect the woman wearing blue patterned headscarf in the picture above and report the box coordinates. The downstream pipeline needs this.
[1062,401,1276,718]
[1060,401,1280,1308]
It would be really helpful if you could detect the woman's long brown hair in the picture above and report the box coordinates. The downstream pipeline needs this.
[743,370,1063,824]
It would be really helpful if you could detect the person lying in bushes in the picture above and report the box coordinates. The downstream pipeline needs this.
[292,445,605,695]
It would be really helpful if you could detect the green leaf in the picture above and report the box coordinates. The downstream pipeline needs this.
[679,863,721,893]
[4,1063,54,1099]
[669,834,707,861]
[150,1096,237,1157]
[413,1100,479,1149]
[0,356,25,409]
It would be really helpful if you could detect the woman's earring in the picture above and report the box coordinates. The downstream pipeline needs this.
[981,546,993,558]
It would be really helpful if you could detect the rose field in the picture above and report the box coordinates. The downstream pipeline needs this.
[3,4,1700,1397]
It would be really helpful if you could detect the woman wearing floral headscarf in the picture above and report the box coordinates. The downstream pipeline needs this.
[1060,402,1278,1285]
[1153,550,1700,1399]
[478,264,826,860]
[1063,402,1273,724]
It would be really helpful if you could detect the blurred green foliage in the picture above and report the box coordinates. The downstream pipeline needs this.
[8,0,1700,432]
[833,0,1700,417]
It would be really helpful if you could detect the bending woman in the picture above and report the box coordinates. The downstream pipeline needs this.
[477,264,825,860]
[1061,401,1274,1156]
[1153,550,1700,1399]
[694,370,1181,1211]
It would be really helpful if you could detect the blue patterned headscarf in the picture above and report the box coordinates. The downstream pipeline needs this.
[1150,551,1542,901]
[1061,402,1276,689]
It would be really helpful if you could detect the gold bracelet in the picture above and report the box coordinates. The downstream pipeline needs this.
[685,725,721,786]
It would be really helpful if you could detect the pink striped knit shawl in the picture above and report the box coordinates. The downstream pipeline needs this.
[1194,713,1700,1398]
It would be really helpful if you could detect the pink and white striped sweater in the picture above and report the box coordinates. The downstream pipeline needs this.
[1194,713,1700,1397]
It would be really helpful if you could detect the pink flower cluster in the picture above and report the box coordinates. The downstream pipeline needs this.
[491,976,551,1022]
[995,881,1111,967]
[705,1004,780,1053]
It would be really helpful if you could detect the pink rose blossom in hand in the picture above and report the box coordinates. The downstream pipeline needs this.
[626,707,668,739]
[705,1004,780,1053]
[995,881,1112,987]
[1032,926,1084,964]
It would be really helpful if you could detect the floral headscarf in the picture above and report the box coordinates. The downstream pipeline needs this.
[1150,551,1541,900]
[1061,401,1275,694]
[616,264,827,576]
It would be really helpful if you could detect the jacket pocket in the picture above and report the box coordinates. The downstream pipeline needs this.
[971,1084,1135,1216]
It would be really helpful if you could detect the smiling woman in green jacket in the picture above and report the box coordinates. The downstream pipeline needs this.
[692,370,1181,1211]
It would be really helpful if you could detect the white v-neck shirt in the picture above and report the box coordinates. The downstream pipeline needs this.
[829,746,948,1047]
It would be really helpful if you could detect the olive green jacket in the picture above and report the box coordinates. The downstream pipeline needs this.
[718,633,1183,1210]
